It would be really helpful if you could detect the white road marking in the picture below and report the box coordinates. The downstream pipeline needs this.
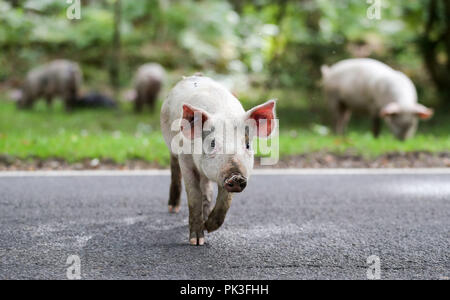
[122,216,147,225]
[252,168,450,175]
[74,235,93,248]
[0,168,448,177]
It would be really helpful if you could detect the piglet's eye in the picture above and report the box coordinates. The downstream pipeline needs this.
[246,141,250,150]
[210,139,215,149]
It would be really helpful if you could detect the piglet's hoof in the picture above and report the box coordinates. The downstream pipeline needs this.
[168,205,180,213]
[189,229,205,246]
[189,237,205,246]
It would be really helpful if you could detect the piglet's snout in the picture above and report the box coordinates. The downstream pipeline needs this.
[224,174,247,193]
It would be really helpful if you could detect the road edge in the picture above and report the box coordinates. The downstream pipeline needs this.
[0,168,449,177]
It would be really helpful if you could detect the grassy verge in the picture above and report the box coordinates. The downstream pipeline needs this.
[0,101,170,165]
[242,87,450,158]
[0,89,449,167]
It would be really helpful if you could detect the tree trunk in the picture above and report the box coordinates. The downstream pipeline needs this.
[110,0,122,95]
[420,0,450,102]
[7,0,21,8]
[444,0,450,75]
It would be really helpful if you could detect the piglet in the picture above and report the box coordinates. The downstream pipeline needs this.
[321,58,433,140]
[160,75,276,245]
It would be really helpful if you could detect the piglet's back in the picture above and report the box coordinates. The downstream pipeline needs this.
[162,75,244,124]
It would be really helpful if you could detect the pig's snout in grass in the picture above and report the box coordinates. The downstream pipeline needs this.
[224,173,247,193]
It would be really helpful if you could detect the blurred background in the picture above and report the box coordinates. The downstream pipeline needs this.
[0,0,448,169]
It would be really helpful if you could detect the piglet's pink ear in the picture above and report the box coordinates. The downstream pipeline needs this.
[181,104,209,139]
[413,104,433,120]
[246,100,276,138]
[380,102,401,117]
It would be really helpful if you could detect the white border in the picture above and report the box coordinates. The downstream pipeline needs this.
[0,168,448,177]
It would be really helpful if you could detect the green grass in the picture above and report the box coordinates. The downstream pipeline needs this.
[0,101,170,165]
[240,87,450,158]
[0,89,449,167]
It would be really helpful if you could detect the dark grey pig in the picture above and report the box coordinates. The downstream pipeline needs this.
[133,63,165,113]
[18,59,82,111]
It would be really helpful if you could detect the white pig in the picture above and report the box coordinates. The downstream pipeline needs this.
[160,75,276,245]
[321,58,433,140]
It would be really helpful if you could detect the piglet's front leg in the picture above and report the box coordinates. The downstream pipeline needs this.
[184,179,205,246]
[204,186,233,233]
[180,158,206,246]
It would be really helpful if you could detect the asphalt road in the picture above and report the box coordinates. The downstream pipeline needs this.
[0,170,449,280]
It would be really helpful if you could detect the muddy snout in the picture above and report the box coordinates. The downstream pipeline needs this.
[224,174,247,193]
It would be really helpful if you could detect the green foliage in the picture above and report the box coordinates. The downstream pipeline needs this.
[0,0,446,103]
[0,0,448,164]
